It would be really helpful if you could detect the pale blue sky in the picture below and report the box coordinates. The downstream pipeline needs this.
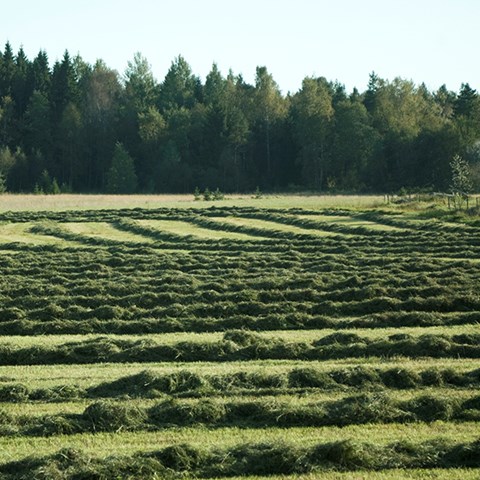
[2,0,479,94]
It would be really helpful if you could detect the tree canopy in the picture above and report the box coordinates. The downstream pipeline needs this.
[0,42,479,194]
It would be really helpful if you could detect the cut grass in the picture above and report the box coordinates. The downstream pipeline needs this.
[297,214,404,231]
[0,200,477,478]
[0,222,80,246]
[209,215,337,236]
[218,470,480,480]
[0,422,479,463]
[1,358,478,390]
[1,324,477,348]
[61,222,156,244]
[1,386,478,416]
[136,219,260,240]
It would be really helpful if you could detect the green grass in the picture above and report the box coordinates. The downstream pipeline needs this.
[0,222,80,246]
[61,222,156,243]
[297,214,404,231]
[209,215,338,236]
[1,357,478,389]
[0,194,386,211]
[137,219,260,240]
[1,385,478,416]
[1,422,479,463]
[220,471,480,480]
[1,324,477,348]
[0,198,478,478]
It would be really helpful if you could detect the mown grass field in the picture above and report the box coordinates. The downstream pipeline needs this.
[0,195,479,479]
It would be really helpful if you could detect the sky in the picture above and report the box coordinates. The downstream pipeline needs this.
[2,0,479,94]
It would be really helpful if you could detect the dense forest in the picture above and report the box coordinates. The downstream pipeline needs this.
[0,42,479,194]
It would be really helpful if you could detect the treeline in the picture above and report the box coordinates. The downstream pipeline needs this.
[0,41,479,193]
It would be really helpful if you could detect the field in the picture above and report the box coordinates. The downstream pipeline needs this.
[0,195,479,479]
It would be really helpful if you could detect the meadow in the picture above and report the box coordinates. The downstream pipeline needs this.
[0,194,478,479]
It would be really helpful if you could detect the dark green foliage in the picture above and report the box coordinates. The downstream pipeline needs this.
[0,172,6,193]
[106,142,138,193]
[0,41,480,192]
[203,187,211,200]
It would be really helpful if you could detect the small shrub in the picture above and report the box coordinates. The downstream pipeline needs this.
[203,188,212,201]
[213,188,224,200]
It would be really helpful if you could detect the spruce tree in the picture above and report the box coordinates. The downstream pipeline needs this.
[106,142,138,193]
[0,172,6,193]
[40,169,52,193]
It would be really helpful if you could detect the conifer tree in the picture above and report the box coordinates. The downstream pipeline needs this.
[0,172,6,193]
[106,142,138,193]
